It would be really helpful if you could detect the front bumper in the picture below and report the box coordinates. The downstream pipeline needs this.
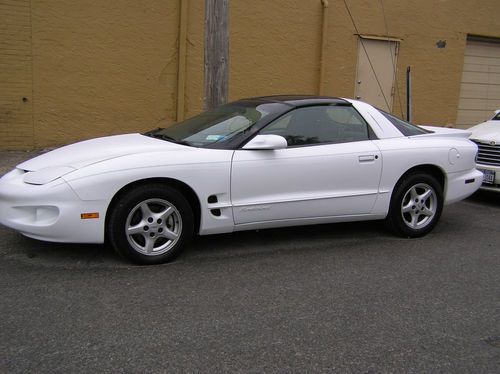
[476,163,500,192]
[0,169,107,243]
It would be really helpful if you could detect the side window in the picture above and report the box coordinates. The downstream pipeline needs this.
[380,111,431,136]
[261,105,371,146]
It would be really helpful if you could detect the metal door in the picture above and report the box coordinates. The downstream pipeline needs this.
[355,37,399,112]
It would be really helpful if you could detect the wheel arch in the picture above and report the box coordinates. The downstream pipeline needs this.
[396,164,446,192]
[104,177,202,239]
[385,164,446,237]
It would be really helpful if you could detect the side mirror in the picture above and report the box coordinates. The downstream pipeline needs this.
[242,134,288,150]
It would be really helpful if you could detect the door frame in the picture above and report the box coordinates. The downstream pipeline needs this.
[354,35,401,112]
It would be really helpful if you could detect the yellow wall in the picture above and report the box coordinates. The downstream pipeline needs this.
[230,0,322,99]
[0,0,34,149]
[31,0,181,148]
[1,0,499,150]
[230,0,500,127]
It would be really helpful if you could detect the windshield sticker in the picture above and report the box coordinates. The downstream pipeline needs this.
[206,135,225,141]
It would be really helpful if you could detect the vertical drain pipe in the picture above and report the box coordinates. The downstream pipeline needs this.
[406,66,412,122]
[176,0,188,122]
[318,0,329,95]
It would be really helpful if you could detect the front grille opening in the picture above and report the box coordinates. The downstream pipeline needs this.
[471,140,500,167]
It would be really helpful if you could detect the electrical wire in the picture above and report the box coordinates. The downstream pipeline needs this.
[343,0,391,112]
[379,0,405,119]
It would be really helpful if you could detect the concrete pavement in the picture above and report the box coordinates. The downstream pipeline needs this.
[0,150,499,373]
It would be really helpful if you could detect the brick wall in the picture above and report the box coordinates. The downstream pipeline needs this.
[1,1,499,150]
[0,0,34,150]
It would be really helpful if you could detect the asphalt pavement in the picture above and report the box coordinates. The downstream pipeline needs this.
[0,151,499,373]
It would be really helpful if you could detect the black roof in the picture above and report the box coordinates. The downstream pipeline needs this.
[241,95,350,107]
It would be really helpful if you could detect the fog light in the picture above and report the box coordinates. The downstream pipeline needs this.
[12,206,59,225]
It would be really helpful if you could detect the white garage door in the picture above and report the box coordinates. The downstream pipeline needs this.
[456,38,500,129]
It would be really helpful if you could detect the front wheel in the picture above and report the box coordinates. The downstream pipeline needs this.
[107,184,194,265]
[386,173,443,238]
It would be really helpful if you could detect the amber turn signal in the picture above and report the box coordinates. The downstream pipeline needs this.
[81,212,99,219]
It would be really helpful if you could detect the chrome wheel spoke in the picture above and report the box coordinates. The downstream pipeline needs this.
[125,198,183,256]
[144,236,156,253]
[409,187,418,201]
[421,206,434,217]
[409,212,420,228]
[401,182,437,230]
[402,201,413,213]
[160,229,179,241]
[158,206,174,221]
[140,202,153,220]
[127,223,146,235]
[419,189,432,202]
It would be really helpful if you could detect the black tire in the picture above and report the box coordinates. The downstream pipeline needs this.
[385,172,443,238]
[107,184,194,265]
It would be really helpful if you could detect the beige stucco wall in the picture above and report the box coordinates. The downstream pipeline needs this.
[1,0,499,150]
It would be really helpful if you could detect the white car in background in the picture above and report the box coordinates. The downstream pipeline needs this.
[0,96,483,265]
[469,110,500,192]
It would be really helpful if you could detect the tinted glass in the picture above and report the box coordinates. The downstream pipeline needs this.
[145,102,286,147]
[261,105,370,146]
[492,111,500,121]
[380,111,431,136]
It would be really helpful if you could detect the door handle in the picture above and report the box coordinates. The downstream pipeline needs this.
[358,155,376,162]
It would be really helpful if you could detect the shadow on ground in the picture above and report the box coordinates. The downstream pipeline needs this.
[1,188,497,269]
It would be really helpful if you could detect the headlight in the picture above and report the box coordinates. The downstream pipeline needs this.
[23,166,76,185]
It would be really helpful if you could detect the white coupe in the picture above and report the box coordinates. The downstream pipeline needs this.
[0,96,482,264]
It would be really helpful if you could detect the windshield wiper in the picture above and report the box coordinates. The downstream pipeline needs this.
[145,132,192,146]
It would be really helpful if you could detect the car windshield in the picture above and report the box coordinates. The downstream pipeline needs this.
[492,111,500,121]
[145,102,285,147]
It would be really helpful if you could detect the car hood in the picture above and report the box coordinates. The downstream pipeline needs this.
[18,133,184,172]
[468,120,500,142]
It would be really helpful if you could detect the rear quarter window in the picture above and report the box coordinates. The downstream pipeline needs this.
[381,111,431,136]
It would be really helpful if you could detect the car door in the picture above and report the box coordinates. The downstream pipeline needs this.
[230,105,382,225]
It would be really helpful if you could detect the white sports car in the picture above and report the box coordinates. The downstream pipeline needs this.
[469,109,500,192]
[0,96,482,264]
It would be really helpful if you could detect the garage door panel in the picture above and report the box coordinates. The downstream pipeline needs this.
[463,63,500,74]
[456,109,495,127]
[464,55,500,67]
[457,39,500,127]
[461,71,500,85]
[458,98,500,111]
[459,83,500,99]
[465,42,500,58]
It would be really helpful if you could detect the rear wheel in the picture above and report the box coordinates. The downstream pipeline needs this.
[386,173,443,237]
[107,184,194,265]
